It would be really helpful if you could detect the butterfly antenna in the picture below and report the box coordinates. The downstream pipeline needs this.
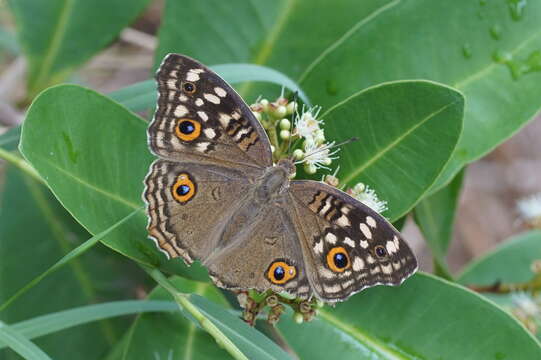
[286,91,300,158]
[295,137,358,164]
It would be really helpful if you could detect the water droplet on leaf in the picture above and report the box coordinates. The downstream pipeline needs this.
[462,43,473,59]
[490,25,502,40]
[507,0,527,21]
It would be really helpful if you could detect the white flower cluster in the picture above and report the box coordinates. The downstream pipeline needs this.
[292,106,339,174]
[511,292,541,333]
[517,192,541,228]
[348,182,388,214]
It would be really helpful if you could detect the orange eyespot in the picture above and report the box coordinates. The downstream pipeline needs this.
[183,82,196,94]
[267,261,296,285]
[175,118,201,141]
[326,247,350,272]
[172,173,196,203]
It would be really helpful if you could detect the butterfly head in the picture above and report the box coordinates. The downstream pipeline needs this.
[277,158,296,178]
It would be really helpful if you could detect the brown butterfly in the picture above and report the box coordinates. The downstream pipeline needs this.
[143,54,417,302]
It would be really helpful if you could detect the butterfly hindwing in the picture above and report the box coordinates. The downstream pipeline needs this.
[143,159,251,262]
[289,180,417,302]
[148,53,272,171]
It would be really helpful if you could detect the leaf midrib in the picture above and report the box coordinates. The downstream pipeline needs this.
[36,155,140,210]
[340,100,460,185]
[317,310,409,360]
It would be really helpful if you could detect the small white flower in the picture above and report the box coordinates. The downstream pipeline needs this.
[512,292,540,318]
[350,183,388,214]
[293,106,323,140]
[517,193,541,222]
[301,140,339,171]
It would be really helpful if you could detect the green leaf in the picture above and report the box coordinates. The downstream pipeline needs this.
[458,230,541,307]
[0,300,178,350]
[8,0,150,95]
[0,321,52,360]
[297,0,541,191]
[0,161,142,360]
[414,170,465,277]
[108,63,310,112]
[19,84,208,279]
[278,272,541,359]
[322,80,464,221]
[120,277,292,360]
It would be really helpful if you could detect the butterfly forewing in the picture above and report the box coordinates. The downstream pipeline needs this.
[149,53,272,171]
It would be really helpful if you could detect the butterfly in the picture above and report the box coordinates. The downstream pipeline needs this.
[143,54,417,302]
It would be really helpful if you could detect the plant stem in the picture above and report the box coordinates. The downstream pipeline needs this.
[142,266,248,360]
[468,273,541,294]
[0,148,45,185]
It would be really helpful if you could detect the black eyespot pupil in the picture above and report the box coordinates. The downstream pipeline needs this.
[183,83,194,92]
[274,266,285,280]
[376,246,387,257]
[333,253,348,268]
[179,121,195,134]
[177,184,190,196]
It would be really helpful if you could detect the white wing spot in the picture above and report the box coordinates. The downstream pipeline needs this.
[382,264,393,274]
[360,240,369,249]
[195,98,204,106]
[191,68,205,74]
[174,105,188,117]
[314,241,323,254]
[359,223,372,239]
[352,257,365,271]
[323,284,341,293]
[204,93,220,104]
[178,94,188,102]
[325,232,337,244]
[186,71,200,82]
[218,113,231,128]
[336,215,351,227]
[214,87,227,97]
[204,128,216,139]
[195,142,210,152]
[366,216,377,228]
[231,111,241,120]
[344,237,355,248]
[367,255,375,264]
[197,111,208,121]
[386,240,398,255]
[166,79,177,90]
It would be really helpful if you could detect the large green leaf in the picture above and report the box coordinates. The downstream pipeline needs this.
[8,0,150,95]
[18,84,209,279]
[414,170,465,276]
[322,80,463,221]
[458,230,541,308]
[158,0,541,189]
[278,272,541,359]
[0,321,51,360]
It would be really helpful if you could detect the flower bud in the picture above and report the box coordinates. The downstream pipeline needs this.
[280,130,290,140]
[293,312,304,324]
[304,163,317,174]
[292,149,304,160]
[279,118,291,130]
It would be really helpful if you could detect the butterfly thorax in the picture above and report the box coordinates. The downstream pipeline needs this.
[255,159,294,203]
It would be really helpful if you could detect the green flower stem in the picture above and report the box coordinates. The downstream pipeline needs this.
[0,147,45,185]
[468,271,541,294]
[142,266,249,360]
